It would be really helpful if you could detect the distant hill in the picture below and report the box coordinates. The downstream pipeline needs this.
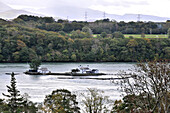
[115,14,170,22]
[0,1,169,22]
[0,2,43,19]
[37,6,120,21]
[0,9,44,19]
[36,6,170,22]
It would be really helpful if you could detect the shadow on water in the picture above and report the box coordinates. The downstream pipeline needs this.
[27,74,48,80]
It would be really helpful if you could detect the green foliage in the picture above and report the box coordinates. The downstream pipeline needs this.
[29,58,41,71]
[11,15,170,35]
[37,23,63,32]
[0,99,10,113]
[42,89,80,113]
[168,28,170,38]
[2,72,24,113]
[1,73,37,112]
[17,15,55,23]
[112,94,156,113]
[112,31,124,38]
[71,54,77,61]
[117,60,170,112]
[81,88,111,113]
[21,93,38,112]
[0,15,169,62]
[100,32,107,38]
[141,33,145,38]
[129,36,134,39]
[82,26,93,35]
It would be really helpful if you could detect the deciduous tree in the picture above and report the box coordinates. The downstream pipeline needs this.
[168,28,170,38]
[29,58,41,71]
[81,88,111,113]
[42,89,80,113]
[117,60,170,113]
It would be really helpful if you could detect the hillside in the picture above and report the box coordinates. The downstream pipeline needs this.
[0,2,43,19]
[35,6,170,22]
[0,16,169,62]
[0,9,44,19]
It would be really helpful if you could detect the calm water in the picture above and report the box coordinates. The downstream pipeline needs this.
[0,62,135,102]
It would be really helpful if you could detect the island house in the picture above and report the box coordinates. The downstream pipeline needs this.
[72,65,99,74]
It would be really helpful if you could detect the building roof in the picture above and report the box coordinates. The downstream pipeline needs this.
[80,67,89,70]
[39,68,48,71]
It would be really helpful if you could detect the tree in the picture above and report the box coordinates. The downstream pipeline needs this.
[81,88,111,113]
[71,54,77,61]
[141,33,145,38]
[0,98,9,112]
[100,32,107,38]
[40,23,63,32]
[22,93,38,112]
[141,28,145,38]
[42,89,80,113]
[29,58,41,71]
[117,60,170,113]
[112,32,124,38]
[2,72,24,113]
[168,28,170,38]
[127,39,138,61]
[82,26,93,35]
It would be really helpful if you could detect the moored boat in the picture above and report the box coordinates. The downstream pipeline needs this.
[24,65,106,76]
[70,65,106,76]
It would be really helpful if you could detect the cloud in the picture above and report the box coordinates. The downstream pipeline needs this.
[1,0,148,8]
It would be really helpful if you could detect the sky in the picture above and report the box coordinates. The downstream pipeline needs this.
[1,0,170,17]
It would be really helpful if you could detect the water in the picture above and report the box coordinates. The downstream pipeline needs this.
[0,62,135,103]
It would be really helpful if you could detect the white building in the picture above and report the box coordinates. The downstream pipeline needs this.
[38,67,50,74]
[73,65,99,74]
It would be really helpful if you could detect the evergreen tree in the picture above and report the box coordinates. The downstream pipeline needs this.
[2,72,24,113]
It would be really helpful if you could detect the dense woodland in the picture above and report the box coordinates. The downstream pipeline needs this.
[0,15,170,62]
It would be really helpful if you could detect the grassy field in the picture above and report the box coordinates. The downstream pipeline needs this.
[124,34,168,38]
[92,34,168,38]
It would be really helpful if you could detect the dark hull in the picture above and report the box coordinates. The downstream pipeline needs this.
[24,71,106,76]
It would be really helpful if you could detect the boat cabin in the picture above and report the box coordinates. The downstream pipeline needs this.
[71,65,99,74]
[38,67,50,74]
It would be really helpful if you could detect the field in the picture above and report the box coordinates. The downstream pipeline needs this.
[124,34,168,38]
[93,34,168,38]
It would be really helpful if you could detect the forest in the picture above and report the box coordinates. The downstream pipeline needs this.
[0,15,170,62]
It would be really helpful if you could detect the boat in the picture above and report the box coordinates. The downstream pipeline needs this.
[70,65,106,76]
[24,65,106,76]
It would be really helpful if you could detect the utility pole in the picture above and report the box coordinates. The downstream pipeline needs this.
[137,14,141,22]
[85,12,87,21]
[103,11,106,19]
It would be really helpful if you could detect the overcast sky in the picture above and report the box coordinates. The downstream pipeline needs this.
[1,0,170,17]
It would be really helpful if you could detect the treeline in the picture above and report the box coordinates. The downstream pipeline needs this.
[13,15,170,34]
[0,17,170,62]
